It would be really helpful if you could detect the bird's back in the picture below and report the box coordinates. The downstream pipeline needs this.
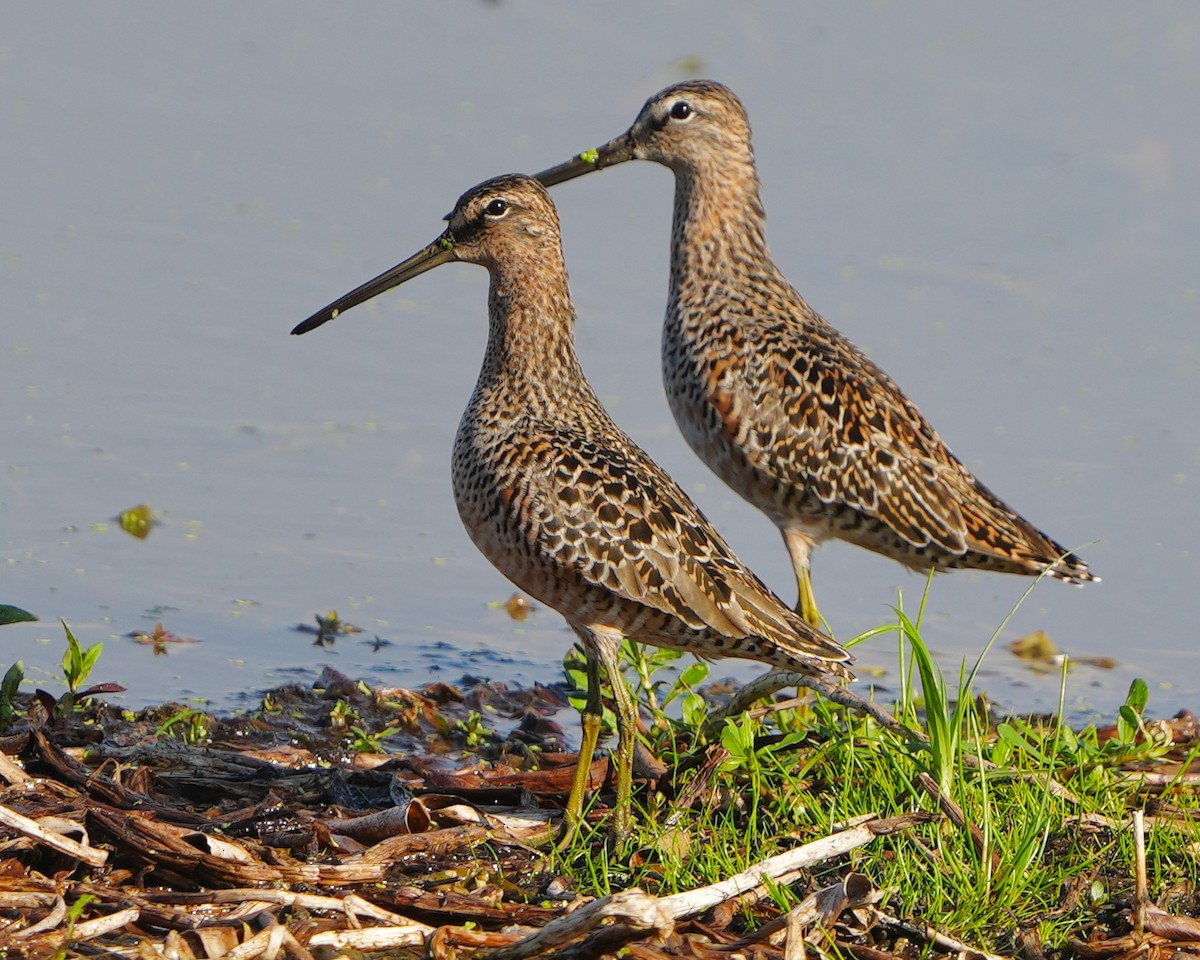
[664,266,1092,583]
[453,370,853,677]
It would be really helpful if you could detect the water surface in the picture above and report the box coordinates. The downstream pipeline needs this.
[2,4,1197,718]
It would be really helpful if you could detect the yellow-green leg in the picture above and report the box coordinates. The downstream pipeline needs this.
[593,631,635,839]
[564,644,603,833]
[782,527,822,628]
[797,565,821,627]
[564,625,636,840]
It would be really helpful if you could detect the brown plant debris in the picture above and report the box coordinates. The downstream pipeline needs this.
[0,671,1198,957]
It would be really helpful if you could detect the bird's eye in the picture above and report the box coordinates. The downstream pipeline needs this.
[669,100,693,121]
[484,198,510,218]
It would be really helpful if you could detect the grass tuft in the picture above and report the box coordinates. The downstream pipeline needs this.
[554,578,1200,947]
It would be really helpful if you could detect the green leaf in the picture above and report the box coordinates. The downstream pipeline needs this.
[0,661,23,728]
[1,661,22,700]
[1116,704,1140,743]
[62,620,82,674]
[1125,677,1149,714]
[59,618,102,694]
[681,691,706,728]
[66,893,96,925]
[995,722,1046,761]
[0,605,37,625]
[678,661,709,688]
[81,642,104,677]
[720,714,753,760]
[995,722,1025,750]
[565,667,588,692]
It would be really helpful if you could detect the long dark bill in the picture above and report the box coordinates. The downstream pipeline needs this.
[533,134,636,188]
[291,237,457,335]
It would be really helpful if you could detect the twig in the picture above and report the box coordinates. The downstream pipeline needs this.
[225,920,286,960]
[1066,811,1191,833]
[19,906,142,949]
[143,887,435,932]
[309,925,430,953]
[870,906,1012,960]
[63,907,141,943]
[0,749,30,784]
[1118,770,1200,788]
[729,874,880,950]
[485,818,927,960]
[660,814,921,919]
[0,801,108,867]
[704,671,916,743]
[483,889,673,960]
[1132,809,1147,937]
[280,926,317,960]
[10,895,67,938]
[786,905,807,960]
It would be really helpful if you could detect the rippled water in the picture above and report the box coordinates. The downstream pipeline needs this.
[3,4,1197,718]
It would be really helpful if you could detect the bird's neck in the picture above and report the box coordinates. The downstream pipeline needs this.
[667,159,775,295]
[478,266,589,408]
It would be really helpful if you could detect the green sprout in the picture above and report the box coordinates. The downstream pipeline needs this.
[579,148,599,165]
[0,661,24,729]
[155,707,211,744]
[61,620,103,696]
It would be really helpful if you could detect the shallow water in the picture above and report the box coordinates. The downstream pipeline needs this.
[2,4,1197,718]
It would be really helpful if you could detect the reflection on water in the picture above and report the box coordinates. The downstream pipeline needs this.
[1,4,1197,716]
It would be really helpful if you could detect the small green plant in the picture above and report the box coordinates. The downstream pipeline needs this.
[33,620,123,721]
[61,619,103,696]
[897,606,973,794]
[348,725,385,753]
[52,893,96,960]
[563,639,711,741]
[454,709,487,749]
[562,648,616,733]
[719,712,767,807]
[0,660,24,729]
[328,698,359,731]
[894,572,1013,792]
[155,708,211,744]
[994,677,1174,783]
[1115,677,1154,745]
[622,639,710,733]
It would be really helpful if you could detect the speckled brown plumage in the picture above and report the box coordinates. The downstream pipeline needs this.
[291,174,851,834]
[537,80,1097,624]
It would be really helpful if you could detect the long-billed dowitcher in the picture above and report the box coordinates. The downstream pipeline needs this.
[536,80,1097,628]
[291,174,853,836]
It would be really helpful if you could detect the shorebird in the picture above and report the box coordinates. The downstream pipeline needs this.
[536,80,1097,628]
[291,174,853,837]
